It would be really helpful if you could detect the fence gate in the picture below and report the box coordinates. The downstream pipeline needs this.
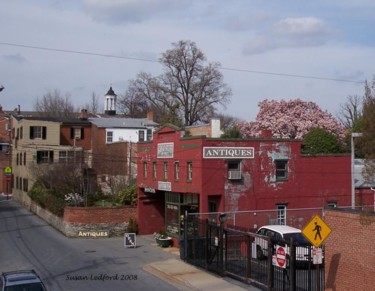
[182,215,325,291]
[183,217,224,274]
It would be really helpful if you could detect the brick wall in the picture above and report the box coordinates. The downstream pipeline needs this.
[64,205,136,224]
[324,209,375,291]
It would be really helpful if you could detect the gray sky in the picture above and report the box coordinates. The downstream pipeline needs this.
[1,0,374,121]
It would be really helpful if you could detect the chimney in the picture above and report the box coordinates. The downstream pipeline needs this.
[260,129,273,138]
[147,111,154,121]
[79,109,88,120]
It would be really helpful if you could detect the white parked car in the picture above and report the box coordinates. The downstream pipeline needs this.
[252,225,316,267]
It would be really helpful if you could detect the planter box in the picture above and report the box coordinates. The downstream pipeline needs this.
[156,237,173,248]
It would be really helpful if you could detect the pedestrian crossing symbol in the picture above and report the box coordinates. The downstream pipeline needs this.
[302,215,331,247]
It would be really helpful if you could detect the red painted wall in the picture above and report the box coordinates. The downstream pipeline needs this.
[137,125,372,234]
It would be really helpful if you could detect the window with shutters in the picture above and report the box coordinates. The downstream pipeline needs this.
[30,126,47,140]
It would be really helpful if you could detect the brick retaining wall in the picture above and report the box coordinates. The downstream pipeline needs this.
[324,209,375,291]
[13,193,137,238]
[64,205,136,224]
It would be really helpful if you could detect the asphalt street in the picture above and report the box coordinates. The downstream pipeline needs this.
[0,197,181,290]
[0,196,257,291]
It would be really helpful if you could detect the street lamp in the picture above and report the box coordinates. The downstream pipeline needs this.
[351,132,363,209]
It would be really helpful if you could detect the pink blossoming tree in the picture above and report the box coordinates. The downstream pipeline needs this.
[237,99,345,140]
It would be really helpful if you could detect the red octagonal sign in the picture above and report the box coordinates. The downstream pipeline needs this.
[276,246,286,268]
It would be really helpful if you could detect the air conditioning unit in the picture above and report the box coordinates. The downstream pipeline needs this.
[228,170,241,180]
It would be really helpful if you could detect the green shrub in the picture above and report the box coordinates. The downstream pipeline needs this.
[302,127,341,154]
[127,217,138,234]
[28,181,51,208]
[116,184,137,205]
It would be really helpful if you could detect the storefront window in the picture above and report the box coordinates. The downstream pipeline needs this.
[165,192,199,237]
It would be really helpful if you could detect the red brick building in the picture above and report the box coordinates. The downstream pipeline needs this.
[137,125,373,237]
[0,107,11,194]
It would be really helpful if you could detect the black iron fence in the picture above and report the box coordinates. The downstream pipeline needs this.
[182,215,325,291]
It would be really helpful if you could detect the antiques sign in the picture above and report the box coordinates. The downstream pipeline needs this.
[157,142,174,158]
[203,147,254,159]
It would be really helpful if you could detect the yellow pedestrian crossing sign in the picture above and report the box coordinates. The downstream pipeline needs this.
[302,215,331,247]
[4,166,12,175]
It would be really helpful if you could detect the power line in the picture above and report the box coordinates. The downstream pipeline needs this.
[221,66,365,84]
[0,42,159,64]
[0,41,365,84]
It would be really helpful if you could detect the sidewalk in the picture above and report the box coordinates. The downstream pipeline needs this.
[143,243,262,291]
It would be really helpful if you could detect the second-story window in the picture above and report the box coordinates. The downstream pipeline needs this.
[30,126,47,139]
[174,162,179,180]
[143,162,148,179]
[228,160,241,180]
[71,127,83,140]
[139,131,145,142]
[147,129,152,141]
[153,162,157,179]
[163,162,168,180]
[275,160,288,181]
[187,161,193,181]
[106,131,113,143]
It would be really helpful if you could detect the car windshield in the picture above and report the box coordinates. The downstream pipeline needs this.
[5,283,46,291]
[283,233,310,245]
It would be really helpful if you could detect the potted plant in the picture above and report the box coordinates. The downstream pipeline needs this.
[154,229,173,248]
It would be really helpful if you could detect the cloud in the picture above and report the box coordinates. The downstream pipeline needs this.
[243,17,332,54]
[83,0,189,24]
[2,53,27,64]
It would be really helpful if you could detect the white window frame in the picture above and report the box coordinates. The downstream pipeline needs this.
[106,131,113,143]
[277,205,287,225]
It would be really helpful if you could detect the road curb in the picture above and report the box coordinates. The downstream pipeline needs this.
[143,263,199,291]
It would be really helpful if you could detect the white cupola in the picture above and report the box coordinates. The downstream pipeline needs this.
[104,86,117,115]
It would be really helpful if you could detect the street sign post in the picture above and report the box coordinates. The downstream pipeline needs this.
[302,215,331,248]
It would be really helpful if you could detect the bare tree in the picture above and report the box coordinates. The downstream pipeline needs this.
[118,40,232,126]
[83,92,101,115]
[337,95,363,128]
[34,89,76,117]
[117,75,154,118]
